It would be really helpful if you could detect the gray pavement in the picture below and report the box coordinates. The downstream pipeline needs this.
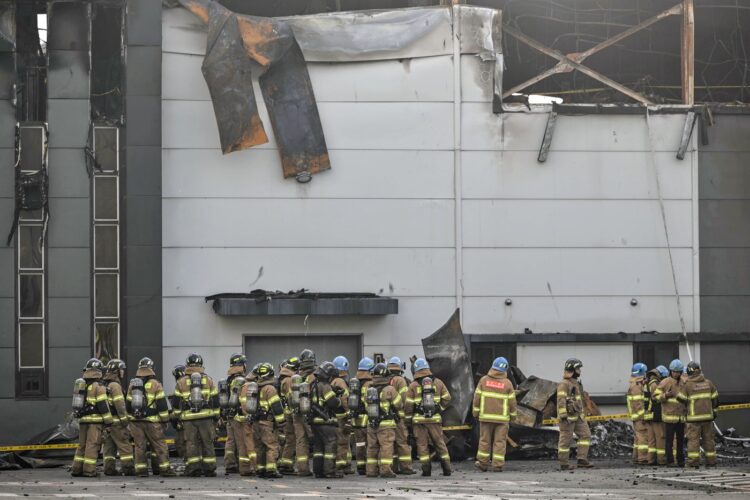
[1,459,749,499]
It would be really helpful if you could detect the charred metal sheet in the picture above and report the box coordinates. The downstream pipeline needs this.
[183,0,329,177]
[517,375,559,412]
[537,111,557,163]
[205,290,398,316]
[0,1,15,52]
[514,405,539,428]
[676,110,697,160]
[422,309,474,426]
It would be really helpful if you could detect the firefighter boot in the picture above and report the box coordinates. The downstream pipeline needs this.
[103,462,119,476]
[441,459,452,476]
[577,459,594,468]
[474,461,488,472]
[421,461,431,477]
[160,467,177,477]
[121,465,136,476]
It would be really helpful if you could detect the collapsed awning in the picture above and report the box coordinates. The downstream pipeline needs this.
[205,290,398,316]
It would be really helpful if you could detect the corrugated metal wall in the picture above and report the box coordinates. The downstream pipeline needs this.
[161,7,698,396]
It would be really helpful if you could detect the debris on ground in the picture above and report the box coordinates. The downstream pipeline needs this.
[716,427,750,461]
[589,420,634,458]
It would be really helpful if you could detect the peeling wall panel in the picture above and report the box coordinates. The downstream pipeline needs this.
[461,150,692,200]
[162,149,454,199]
[463,248,694,297]
[163,198,455,248]
[47,50,90,99]
[463,200,692,248]
[163,248,456,298]
[464,296,696,335]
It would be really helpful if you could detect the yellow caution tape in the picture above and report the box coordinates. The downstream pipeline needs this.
[0,434,228,453]
[443,425,472,431]
[716,403,750,411]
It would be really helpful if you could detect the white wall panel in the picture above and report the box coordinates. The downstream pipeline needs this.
[163,149,454,199]
[463,248,694,296]
[463,200,692,248]
[462,151,692,200]
[461,55,493,103]
[463,296,695,334]
[163,296,455,348]
[163,248,455,298]
[516,343,632,395]
[163,198,454,248]
[162,7,207,56]
[163,100,453,151]
[462,109,688,152]
[163,53,454,103]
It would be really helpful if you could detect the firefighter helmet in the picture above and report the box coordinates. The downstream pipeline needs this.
[84,358,104,371]
[172,364,186,379]
[656,365,669,378]
[686,361,701,376]
[106,358,126,374]
[230,353,246,367]
[372,363,389,378]
[300,349,316,369]
[631,362,647,377]
[317,361,338,381]
[333,356,349,372]
[138,357,154,370]
[413,358,430,372]
[492,357,509,372]
[564,358,583,372]
[358,357,375,371]
[387,356,403,372]
[186,353,203,367]
[253,362,275,380]
[284,356,301,371]
[668,359,684,372]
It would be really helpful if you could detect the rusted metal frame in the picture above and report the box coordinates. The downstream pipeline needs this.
[537,111,557,163]
[681,0,695,105]
[503,2,683,99]
[503,24,654,105]
[676,110,697,160]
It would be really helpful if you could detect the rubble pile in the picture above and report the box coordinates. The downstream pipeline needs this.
[589,420,634,458]
[716,427,750,462]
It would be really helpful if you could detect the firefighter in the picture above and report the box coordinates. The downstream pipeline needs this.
[386,356,415,475]
[627,362,650,465]
[278,356,300,473]
[174,353,220,477]
[680,362,719,468]
[126,357,176,477]
[654,359,687,467]
[310,361,344,478]
[245,362,285,478]
[292,349,317,476]
[365,363,402,478]
[170,365,187,462]
[353,357,375,475]
[101,359,134,476]
[332,356,354,474]
[557,358,593,470]
[472,356,517,472]
[71,358,112,477]
[405,358,452,477]
[222,353,247,473]
[645,365,669,465]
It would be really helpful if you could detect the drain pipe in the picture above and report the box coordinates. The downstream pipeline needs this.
[452,1,463,316]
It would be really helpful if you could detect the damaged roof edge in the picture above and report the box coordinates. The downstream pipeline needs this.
[205,292,398,316]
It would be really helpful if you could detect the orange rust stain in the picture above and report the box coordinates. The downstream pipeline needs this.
[237,17,277,67]
[183,2,209,24]
[281,153,331,178]
[225,114,269,154]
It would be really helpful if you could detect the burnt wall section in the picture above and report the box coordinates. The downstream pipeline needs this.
[699,114,750,332]
[122,0,162,374]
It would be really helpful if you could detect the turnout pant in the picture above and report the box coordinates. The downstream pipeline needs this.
[664,422,685,465]
[130,421,172,476]
[279,417,296,470]
[231,419,256,475]
[686,422,717,467]
[224,418,238,471]
[393,420,413,472]
[72,423,103,476]
[174,427,186,460]
[649,422,667,465]
[254,421,280,474]
[354,427,368,473]
[102,423,134,474]
[312,424,338,477]
[632,420,650,463]
[336,420,353,471]
[558,418,591,466]
[413,423,451,474]
[366,426,396,477]
[476,421,509,469]
[184,419,217,474]
[293,413,313,472]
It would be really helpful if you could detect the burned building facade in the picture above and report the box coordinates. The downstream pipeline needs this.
[1,0,750,444]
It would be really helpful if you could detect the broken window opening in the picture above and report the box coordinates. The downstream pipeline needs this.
[90,2,124,122]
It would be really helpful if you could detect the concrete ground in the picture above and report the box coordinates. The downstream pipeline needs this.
[0,459,749,499]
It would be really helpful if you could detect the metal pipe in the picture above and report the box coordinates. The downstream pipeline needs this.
[452,2,463,316]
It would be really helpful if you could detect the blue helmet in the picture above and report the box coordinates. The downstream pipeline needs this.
[388,356,402,367]
[333,356,349,372]
[492,357,509,372]
[631,362,647,377]
[668,359,684,372]
[358,357,375,371]
[656,365,669,378]
[413,358,430,372]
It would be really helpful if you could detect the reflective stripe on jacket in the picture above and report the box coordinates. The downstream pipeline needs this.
[404,369,451,425]
[654,376,686,423]
[557,373,584,421]
[127,377,170,423]
[80,380,114,424]
[103,377,128,425]
[174,367,219,421]
[473,369,517,423]
[680,373,718,423]
[626,376,647,421]
[372,383,401,428]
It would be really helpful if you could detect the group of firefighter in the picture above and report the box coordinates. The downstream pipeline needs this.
[69,350,720,479]
[627,358,719,469]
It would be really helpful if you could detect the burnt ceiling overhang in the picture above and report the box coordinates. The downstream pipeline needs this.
[205,291,399,316]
